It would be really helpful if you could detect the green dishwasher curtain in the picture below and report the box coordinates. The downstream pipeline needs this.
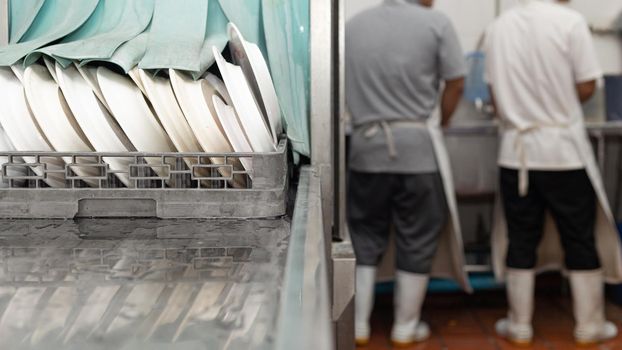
[8,0,44,44]
[191,0,228,79]
[86,32,149,74]
[0,0,99,66]
[139,0,207,71]
[0,0,312,157]
[263,0,310,157]
[218,0,267,58]
[26,0,154,67]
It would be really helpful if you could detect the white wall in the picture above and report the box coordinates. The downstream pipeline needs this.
[346,0,496,53]
[345,0,495,52]
[346,0,622,74]
[501,0,622,27]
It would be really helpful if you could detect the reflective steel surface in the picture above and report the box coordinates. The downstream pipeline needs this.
[0,218,289,350]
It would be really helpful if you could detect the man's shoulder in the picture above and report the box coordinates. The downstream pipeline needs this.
[488,2,585,31]
[346,7,376,30]
[540,2,586,25]
[348,4,449,26]
[410,6,452,26]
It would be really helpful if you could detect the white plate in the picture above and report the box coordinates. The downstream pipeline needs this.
[207,74,254,176]
[128,67,147,96]
[10,63,25,83]
[139,69,214,184]
[97,67,175,180]
[0,68,65,187]
[212,95,253,173]
[169,69,232,155]
[97,67,175,153]
[43,56,58,84]
[205,73,233,105]
[56,63,134,186]
[170,69,243,184]
[138,69,201,153]
[75,64,111,112]
[24,65,101,186]
[213,48,275,153]
[228,23,282,144]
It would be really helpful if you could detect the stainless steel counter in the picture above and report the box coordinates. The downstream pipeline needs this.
[443,120,622,198]
[0,218,290,350]
[0,167,335,350]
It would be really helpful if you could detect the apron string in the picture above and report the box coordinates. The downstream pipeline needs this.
[514,128,535,197]
[511,121,574,197]
[359,120,428,160]
[380,121,398,159]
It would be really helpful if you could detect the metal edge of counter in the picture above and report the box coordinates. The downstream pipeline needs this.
[275,167,334,350]
[0,0,7,47]
[443,120,622,135]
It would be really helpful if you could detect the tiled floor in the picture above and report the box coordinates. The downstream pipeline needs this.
[360,279,622,350]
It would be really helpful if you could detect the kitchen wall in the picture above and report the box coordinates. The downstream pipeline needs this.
[345,0,622,74]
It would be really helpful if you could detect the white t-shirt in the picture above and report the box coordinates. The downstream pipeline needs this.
[484,0,602,170]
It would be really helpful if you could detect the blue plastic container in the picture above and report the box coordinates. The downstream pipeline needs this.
[464,51,491,104]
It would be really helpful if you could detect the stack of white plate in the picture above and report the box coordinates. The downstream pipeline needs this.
[0,22,283,189]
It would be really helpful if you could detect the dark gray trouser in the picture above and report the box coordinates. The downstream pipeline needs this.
[347,171,447,274]
[500,168,600,271]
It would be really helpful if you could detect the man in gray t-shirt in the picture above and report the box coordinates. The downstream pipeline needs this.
[346,0,465,346]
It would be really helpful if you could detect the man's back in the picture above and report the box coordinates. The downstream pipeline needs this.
[485,1,599,127]
[346,0,464,125]
[485,0,601,170]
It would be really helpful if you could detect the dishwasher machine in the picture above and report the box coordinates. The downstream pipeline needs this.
[0,0,353,349]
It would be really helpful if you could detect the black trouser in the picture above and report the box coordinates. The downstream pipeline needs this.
[500,168,600,270]
[347,171,447,274]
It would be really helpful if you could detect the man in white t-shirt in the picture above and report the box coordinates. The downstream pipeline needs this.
[485,0,619,346]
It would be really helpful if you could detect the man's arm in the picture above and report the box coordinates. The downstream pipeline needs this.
[437,17,466,127]
[569,21,601,103]
[576,80,597,103]
[441,77,465,127]
[487,85,498,118]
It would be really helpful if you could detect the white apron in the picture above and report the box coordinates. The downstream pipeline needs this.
[427,113,473,293]
[366,111,472,293]
[492,118,622,284]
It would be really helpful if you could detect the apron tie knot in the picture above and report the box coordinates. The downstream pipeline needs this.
[361,119,429,159]
[363,121,398,159]
[512,122,573,197]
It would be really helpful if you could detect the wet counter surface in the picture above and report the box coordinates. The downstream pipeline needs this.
[0,218,290,350]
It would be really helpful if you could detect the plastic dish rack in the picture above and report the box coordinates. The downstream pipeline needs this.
[0,139,288,219]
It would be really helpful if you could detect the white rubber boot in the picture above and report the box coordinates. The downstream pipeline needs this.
[495,268,535,346]
[355,266,376,346]
[569,270,618,346]
[390,270,431,347]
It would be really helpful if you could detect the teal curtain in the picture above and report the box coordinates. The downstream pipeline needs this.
[218,0,267,58]
[263,0,310,157]
[26,0,154,67]
[0,0,312,157]
[0,0,99,66]
[8,0,45,44]
[139,0,208,71]
[83,32,149,74]
[191,0,228,79]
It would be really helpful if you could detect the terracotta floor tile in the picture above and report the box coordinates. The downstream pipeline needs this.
[495,338,551,350]
[357,289,622,350]
[545,340,601,350]
[539,331,575,342]
[441,339,498,350]
[390,340,444,350]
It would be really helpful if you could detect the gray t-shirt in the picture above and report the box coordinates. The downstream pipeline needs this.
[345,0,465,174]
